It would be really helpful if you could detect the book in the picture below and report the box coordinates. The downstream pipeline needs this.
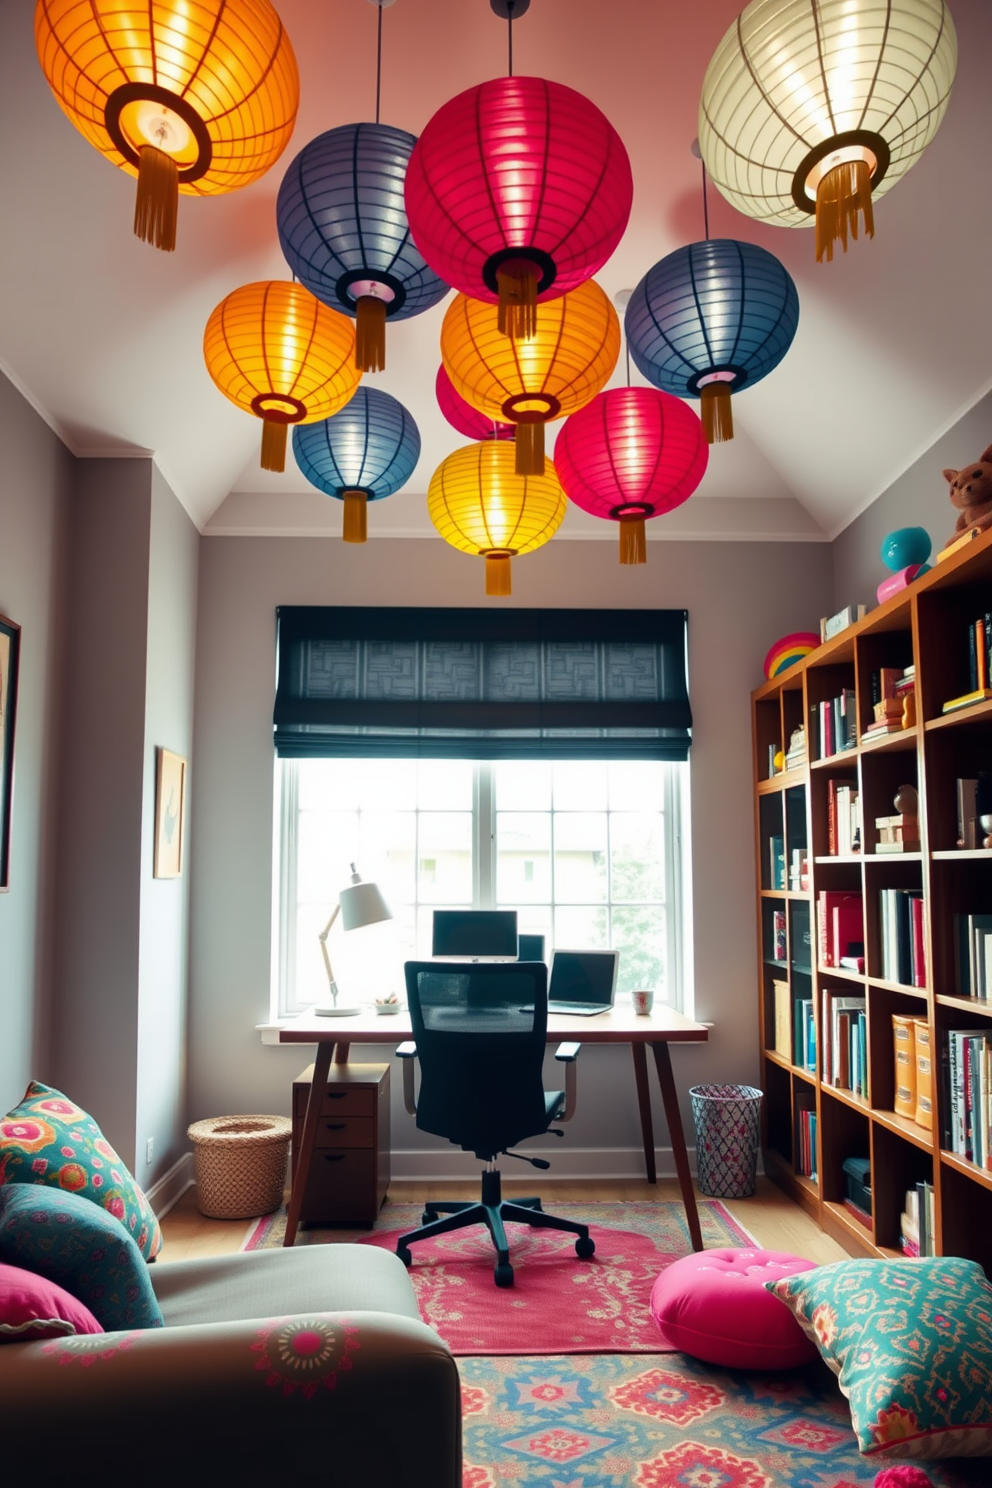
[817,891,862,968]
[821,604,867,642]
[956,777,979,849]
[769,834,785,890]
[880,889,923,986]
[954,913,992,998]
[941,687,992,715]
[772,909,786,962]
[914,1019,932,1130]
[773,979,791,1060]
[843,1196,872,1231]
[893,1014,917,1119]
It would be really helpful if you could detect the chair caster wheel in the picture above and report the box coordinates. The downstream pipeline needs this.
[494,1263,514,1288]
[397,1246,412,1268]
[575,1235,595,1259]
[421,1211,433,1225]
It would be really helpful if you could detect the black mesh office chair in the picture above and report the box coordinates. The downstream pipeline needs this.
[394,961,595,1287]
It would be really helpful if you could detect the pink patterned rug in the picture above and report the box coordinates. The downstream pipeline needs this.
[244,1200,755,1356]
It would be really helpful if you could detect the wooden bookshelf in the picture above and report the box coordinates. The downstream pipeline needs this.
[752,524,992,1273]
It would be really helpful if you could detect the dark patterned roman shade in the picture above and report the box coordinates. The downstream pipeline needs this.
[274,607,691,760]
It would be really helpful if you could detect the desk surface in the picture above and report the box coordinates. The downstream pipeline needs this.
[272,1003,707,1047]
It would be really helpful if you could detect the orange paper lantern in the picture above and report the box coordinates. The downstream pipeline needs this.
[440,281,620,477]
[203,282,361,472]
[427,440,566,596]
[35,0,299,251]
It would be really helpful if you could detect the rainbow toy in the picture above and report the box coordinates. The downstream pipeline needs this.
[763,631,820,680]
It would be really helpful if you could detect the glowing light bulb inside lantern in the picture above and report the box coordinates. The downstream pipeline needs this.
[135,104,193,157]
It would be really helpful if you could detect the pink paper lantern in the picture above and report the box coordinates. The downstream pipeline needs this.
[553,387,708,565]
[435,367,514,442]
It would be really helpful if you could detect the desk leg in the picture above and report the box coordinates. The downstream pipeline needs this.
[631,1044,657,1184]
[284,1041,334,1247]
[334,1042,351,1065]
[650,1041,703,1252]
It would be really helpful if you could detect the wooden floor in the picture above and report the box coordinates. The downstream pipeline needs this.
[159,1177,848,1266]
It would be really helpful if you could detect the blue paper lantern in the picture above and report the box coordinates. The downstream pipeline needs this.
[277,122,449,373]
[293,386,420,544]
[625,239,799,444]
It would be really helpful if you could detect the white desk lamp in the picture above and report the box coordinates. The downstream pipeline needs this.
[317,864,392,1017]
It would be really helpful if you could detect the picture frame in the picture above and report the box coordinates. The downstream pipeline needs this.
[0,613,20,892]
[154,748,187,879]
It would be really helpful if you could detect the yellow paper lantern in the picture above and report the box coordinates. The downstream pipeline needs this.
[427,441,567,596]
[440,281,620,477]
[35,0,299,251]
[698,0,957,262]
[203,282,361,472]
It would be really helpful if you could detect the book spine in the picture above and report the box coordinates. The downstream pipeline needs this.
[828,780,838,856]
[914,1020,932,1130]
[911,895,926,988]
[970,620,978,693]
[979,618,988,694]
[893,1014,917,1119]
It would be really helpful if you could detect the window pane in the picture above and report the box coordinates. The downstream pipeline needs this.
[554,905,607,948]
[417,812,473,902]
[553,761,607,811]
[298,758,363,812]
[418,759,473,809]
[610,813,665,902]
[495,760,552,811]
[554,813,607,902]
[359,811,416,903]
[612,905,667,1002]
[298,811,359,905]
[608,761,666,812]
[496,812,551,903]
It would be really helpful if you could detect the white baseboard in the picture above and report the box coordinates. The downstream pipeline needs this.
[146,1152,194,1219]
[387,1145,699,1183]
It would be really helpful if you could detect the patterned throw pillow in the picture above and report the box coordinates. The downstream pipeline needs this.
[0,1186,163,1332]
[0,1261,103,1342]
[0,1082,161,1260]
[766,1255,992,1459]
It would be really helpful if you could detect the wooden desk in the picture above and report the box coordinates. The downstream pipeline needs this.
[275,1004,708,1249]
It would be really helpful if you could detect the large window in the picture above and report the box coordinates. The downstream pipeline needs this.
[275,757,689,1016]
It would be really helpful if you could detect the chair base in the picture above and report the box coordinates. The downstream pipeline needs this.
[395,1167,595,1287]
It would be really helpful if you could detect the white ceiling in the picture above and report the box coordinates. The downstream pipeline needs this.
[1,0,989,544]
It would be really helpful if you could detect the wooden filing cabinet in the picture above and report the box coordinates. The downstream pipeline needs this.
[291,1063,390,1225]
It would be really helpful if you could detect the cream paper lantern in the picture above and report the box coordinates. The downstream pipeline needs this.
[698,0,957,262]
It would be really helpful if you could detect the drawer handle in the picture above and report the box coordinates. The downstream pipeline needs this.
[326,1091,348,1100]
[323,1153,346,1162]
[324,1122,346,1131]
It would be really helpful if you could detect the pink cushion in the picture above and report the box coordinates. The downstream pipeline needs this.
[0,1261,103,1343]
[650,1247,819,1369]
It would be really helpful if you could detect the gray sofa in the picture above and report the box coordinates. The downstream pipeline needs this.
[0,1243,461,1486]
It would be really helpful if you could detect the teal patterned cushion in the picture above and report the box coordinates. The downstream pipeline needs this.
[0,1186,163,1333]
[767,1256,992,1459]
[0,1082,161,1260]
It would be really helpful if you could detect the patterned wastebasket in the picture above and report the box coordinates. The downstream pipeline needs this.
[690,1084,763,1199]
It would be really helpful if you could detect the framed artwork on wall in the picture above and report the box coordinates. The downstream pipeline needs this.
[0,614,20,891]
[154,748,187,879]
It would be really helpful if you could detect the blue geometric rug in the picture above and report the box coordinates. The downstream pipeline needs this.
[459,1352,987,1487]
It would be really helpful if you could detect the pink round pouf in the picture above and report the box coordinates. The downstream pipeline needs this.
[874,1471,934,1488]
[649,1247,819,1369]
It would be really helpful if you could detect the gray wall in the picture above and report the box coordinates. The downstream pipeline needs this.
[833,388,992,610]
[0,374,72,1111]
[189,534,833,1175]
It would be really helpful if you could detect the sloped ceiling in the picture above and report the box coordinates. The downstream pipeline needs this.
[0,0,989,543]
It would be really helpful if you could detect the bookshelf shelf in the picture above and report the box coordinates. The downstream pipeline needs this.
[752,525,992,1263]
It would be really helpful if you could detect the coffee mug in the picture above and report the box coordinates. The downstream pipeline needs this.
[632,988,654,1016]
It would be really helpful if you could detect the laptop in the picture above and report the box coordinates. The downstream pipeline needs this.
[546,949,619,1016]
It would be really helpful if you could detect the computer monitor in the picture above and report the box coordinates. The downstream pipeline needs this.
[431,909,518,959]
[517,933,546,962]
[548,949,619,1011]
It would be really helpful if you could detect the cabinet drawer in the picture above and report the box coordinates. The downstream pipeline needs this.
[313,1115,373,1149]
[293,1086,374,1119]
[300,1149,375,1221]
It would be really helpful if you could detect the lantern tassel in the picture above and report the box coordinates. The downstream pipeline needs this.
[260,418,288,472]
[134,145,179,253]
[815,158,874,264]
[619,515,647,566]
[342,490,368,544]
[497,259,539,340]
[700,384,734,443]
[355,296,387,373]
[486,553,512,596]
[514,421,545,476]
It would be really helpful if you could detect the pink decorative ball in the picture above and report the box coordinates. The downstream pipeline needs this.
[873,1468,933,1488]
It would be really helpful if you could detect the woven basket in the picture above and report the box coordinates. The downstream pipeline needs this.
[187,1115,292,1220]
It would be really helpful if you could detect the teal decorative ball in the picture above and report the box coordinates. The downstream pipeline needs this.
[880,527,931,572]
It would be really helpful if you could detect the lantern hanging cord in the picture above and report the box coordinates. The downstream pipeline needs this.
[507,0,514,76]
[625,339,631,388]
[701,160,710,241]
[375,1,383,123]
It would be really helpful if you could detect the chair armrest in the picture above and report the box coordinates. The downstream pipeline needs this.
[553,1041,581,1121]
[0,1312,461,1486]
[396,1041,418,1115]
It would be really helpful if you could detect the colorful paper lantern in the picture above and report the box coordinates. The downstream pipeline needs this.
[440,280,620,476]
[293,387,420,544]
[203,283,361,472]
[699,0,957,262]
[553,388,708,566]
[35,0,299,252]
[427,440,566,596]
[625,240,799,444]
[276,123,449,373]
[763,631,820,680]
[405,76,632,337]
[435,368,515,443]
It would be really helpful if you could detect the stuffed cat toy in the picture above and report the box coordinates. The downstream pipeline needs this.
[944,442,992,544]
